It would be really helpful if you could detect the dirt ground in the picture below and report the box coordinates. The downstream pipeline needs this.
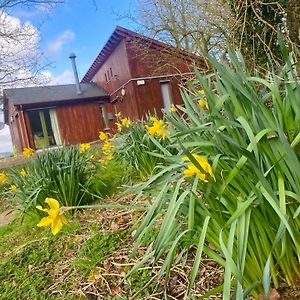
[0,210,15,227]
[0,155,30,170]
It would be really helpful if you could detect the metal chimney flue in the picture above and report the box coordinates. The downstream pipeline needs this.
[69,53,82,95]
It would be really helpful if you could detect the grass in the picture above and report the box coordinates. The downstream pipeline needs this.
[0,194,228,299]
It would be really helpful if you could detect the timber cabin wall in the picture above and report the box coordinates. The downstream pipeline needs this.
[92,39,141,129]
[124,38,196,119]
[55,101,104,145]
[7,100,27,152]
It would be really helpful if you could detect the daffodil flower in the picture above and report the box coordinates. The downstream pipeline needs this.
[171,104,177,112]
[80,143,91,153]
[115,112,121,119]
[99,131,108,141]
[20,169,27,177]
[182,154,215,182]
[198,99,209,110]
[115,122,122,132]
[121,117,131,128]
[22,147,34,157]
[9,184,17,190]
[106,154,114,161]
[36,198,67,235]
[146,117,170,140]
[0,172,7,183]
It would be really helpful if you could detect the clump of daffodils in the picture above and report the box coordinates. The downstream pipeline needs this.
[146,117,170,140]
[79,143,91,154]
[182,154,215,182]
[115,112,132,132]
[22,147,35,158]
[36,198,67,235]
[98,131,115,164]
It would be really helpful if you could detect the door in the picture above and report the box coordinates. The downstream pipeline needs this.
[160,81,173,112]
[28,108,62,149]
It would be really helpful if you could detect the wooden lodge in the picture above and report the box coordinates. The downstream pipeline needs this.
[3,26,205,153]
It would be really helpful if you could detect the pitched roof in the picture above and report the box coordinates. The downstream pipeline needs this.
[82,26,204,83]
[3,83,109,106]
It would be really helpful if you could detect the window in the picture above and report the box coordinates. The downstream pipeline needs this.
[105,73,107,82]
[110,67,113,77]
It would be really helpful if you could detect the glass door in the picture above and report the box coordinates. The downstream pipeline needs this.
[28,109,61,149]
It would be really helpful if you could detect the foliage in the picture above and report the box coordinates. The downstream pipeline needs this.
[89,160,127,198]
[128,0,231,58]
[228,0,300,70]
[116,120,175,180]
[8,146,95,211]
[132,48,300,298]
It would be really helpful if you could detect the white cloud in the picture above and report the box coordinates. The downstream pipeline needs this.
[42,69,75,85]
[0,12,48,89]
[46,30,75,56]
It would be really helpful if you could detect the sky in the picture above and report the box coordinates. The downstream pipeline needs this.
[0,0,135,153]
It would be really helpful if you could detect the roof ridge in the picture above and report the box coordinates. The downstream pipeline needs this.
[82,26,202,83]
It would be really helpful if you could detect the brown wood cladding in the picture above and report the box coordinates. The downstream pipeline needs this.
[126,40,195,78]
[56,101,103,145]
[93,39,131,95]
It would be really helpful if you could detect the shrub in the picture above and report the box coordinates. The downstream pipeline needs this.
[116,120,175,180]
[9,146,95,212]
[89,160,127,198]
[132,48,300,298]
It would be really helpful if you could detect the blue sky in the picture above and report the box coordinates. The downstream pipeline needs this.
[0,0,136,153]
[14,0,135,81]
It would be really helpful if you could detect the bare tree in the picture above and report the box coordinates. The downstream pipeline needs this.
[0,0,64,91]
[121,0,232,60]
[228,0,300,70]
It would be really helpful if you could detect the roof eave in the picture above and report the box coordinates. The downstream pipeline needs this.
[16,95,110,107]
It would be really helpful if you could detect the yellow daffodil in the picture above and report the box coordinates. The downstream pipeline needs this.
[171,104,177,112]
[90,154,95,160]
[106,154,114,161]
[146,117,170,140]
[198,89,205,95]
[99,131,108,141]
[182,154,215,182]
[121,117,131,128]
[198,99,209,110]
[115,112,121,119]
[79,143,91,153]
[99,159,108,166]
[102,141,114,152]
[20,169,27,177]
[115,122,122,132]
[36,198,67,235]
[9,184,17,190]
[0,172,7,183]
[22,147,34,157]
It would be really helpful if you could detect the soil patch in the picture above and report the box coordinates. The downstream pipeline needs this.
[0,155,30,170]
[0,210,15,227]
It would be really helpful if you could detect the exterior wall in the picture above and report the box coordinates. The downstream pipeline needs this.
[93,39,132,95]
[125,39,196,78]
[6,100,30,153]
[56,101,103,145]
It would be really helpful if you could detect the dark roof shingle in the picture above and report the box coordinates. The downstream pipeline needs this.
[4,83,109,105]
